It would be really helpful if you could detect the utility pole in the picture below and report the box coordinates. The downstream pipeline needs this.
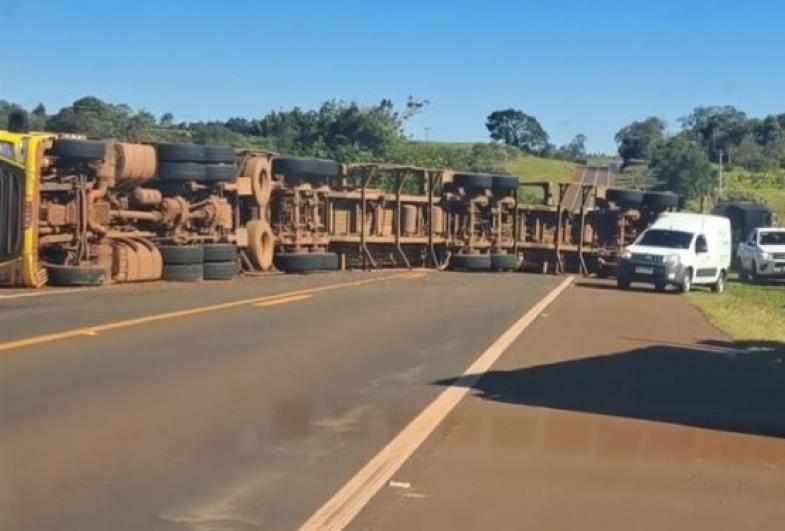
[717,149,724,198]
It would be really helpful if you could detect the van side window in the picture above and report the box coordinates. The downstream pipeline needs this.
[695,235,708,253]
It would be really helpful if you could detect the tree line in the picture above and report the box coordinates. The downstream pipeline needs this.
[614,107,785,199]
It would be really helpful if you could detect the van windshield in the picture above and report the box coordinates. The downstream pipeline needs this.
[637,229,693,249]
[759,231,785,245]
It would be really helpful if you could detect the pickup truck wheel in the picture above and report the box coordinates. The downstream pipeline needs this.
[46,264,108,286]
[751,261,762,283]
[711,272,726,293]
[678,269,692,293]
[737,258,749,281]
[616,278,630,290]
[655,282,667,292]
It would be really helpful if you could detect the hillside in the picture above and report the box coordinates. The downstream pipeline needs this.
[504,155,577,183]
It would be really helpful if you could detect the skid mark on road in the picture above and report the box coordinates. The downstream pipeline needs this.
[161,471,284,530]
[312,405,374,435]
[299,275,574,530]
[0,271,425,355]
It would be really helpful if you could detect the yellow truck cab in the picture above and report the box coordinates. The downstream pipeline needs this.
[0,130,53,287]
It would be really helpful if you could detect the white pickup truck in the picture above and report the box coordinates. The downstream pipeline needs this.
[737,227,785,281]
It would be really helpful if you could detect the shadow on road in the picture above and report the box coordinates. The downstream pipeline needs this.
[435,340,785,438]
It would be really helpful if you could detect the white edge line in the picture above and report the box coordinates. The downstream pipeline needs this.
[299,275,575,531]
[0,288,91,301]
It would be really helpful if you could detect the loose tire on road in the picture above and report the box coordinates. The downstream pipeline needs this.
[450,253,492,271]
[162,264,204,282]
[491,175,519,194]
[158,245,204,265]
[204,164,237,182]
[490,253,519,271]
[606,188,644,207]
[157,143,205,162]
[453,173,493,191]
[202,243,238,263]
[642,191,680,209]
[51,139,106,161]
[158,162,207,181]
[203,145,236,163]
[203,261,239,280]
[274,252,336,273]
[272,156,340,181]
[46,264,108,286]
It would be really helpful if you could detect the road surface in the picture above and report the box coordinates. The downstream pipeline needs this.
[1,272,783,530]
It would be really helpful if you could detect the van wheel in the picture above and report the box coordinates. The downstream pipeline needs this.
[678,269,692,293]
[711,272,726,293]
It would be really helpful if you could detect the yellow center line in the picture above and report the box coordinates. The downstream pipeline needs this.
[0,271,426,354]
[253,294,312,307]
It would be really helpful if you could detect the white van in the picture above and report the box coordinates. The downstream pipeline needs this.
[617,212,731,293]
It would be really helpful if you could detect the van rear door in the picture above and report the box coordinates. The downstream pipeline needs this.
[0,157,24,265]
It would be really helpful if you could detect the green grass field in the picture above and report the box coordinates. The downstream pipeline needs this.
[504,156,577,183]
[686,281,785,344]
[723,168,785,221]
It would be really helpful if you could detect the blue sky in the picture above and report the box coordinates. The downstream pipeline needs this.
[3,0,784,153]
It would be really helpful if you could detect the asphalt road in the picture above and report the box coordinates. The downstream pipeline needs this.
[3,272,783,531]
[0,271,562,530]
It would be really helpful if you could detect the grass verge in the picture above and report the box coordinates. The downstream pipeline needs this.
[686,281,785,343]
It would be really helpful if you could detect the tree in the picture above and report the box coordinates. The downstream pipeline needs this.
[159,112,175,128]
[679,106,749,162]
[556,134,587,161]
[485,109,549,153]
[614,117,666,165]
[649,137,717,199]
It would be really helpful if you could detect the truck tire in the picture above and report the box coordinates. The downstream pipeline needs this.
[46,264,108,286]
[606,188,644,207]
[162,263,204,282]
[203,145,236,163]
[203,261,239,280]
[202,243,238,263]
[643,191,680,209]
[51,139,106,161]
[246,220,274,271]
[320,252,340,270]
[453,173,493,191]
[274,252,333,273]
[204,164,237,182]
[272,157,339,180]
[491,175,519,193]
[450,253,492,271]
[158,245,204,265]
[157,143,205,162]
[158,162,207,181]
[490,253,519,271]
